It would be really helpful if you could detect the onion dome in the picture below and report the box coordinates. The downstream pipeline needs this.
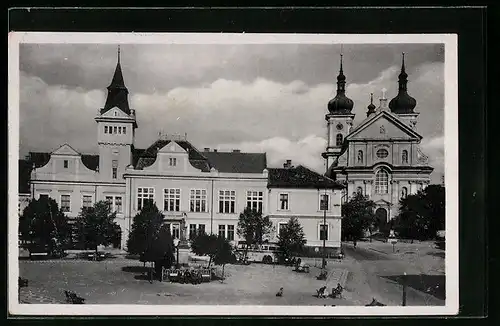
[328,54,354,114]
[389,53,417,114]
[367,93,376,116]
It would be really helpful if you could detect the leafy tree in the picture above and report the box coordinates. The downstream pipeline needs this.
[277,217,306,258]
[127,202,164,256]
[191,233,235,279]
[394,184,445,242]
[143,223,176,277]
[213,236,236,281]
[19,196,70,254]
[74,200,120,258]
[237,207,274,257]
[190,233,219,268]
[341,193,377,242]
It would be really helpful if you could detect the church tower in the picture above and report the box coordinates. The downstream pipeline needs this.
[95,46,137,181]
[389,53,419,130]
[323,54,355,173]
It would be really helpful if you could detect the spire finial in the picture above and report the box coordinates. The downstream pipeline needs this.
[401,52,405,73]
[340,52,343,74]
[117,45,121,64]
[370,92,374,104]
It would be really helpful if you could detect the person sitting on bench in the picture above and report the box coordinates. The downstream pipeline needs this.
[316,286,327,298]
[331,283,343,298]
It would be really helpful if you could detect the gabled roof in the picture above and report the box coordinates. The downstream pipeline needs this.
[134,139,267,173]
[267,165,344,189]
[346,110,422,141]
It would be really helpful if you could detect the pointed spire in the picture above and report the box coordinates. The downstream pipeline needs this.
[336,53,346,91]
[328,50,353,114]
[398,52,408,91]
[102,46,131,115]
[367,92,376,117]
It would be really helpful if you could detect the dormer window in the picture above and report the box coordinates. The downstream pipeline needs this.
[63,160,68,168]
[169,157,177,166]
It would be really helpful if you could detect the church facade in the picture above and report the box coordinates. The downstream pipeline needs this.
[19,49,344,254]
[323,54,433,226]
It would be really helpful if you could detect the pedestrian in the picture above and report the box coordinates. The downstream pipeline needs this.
[353,239,357,248]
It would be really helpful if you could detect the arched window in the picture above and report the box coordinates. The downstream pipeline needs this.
[375,169,389,194]
[336,134,343,146]
[402,150,408,164]
[357,150,363,164]
[356,187,363,195]
[401,186,408,199]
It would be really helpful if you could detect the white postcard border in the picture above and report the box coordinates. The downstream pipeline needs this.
[8,32,459,316]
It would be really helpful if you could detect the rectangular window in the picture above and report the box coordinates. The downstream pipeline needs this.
[115,196,122,213]
[61,194,71,212]
[198,224,206,235]
[218,190,236,213]
[190,189,207,212]
[189,224,197,239]
[169,157,177,166]
[218,225,226,238]
[118,126,122,134]
[63,160,68,169]
[137,187,154,210]
[320,194,329,211]
[172,224,180,239]
[123,127,126,134]
[113,126,117,134]
[319,224,329,241]
[163,188,181,212]
[279,223,287,238]
[279,193,289,210]
[39,194,49,200]
[246,191,263,213]
[105,196,113,210]
[227,225,235,241]
[82,195,92,208]
[112,167,117,179]
[104,126,108,134]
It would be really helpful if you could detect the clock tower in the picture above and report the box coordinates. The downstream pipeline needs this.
[322,54,355,173]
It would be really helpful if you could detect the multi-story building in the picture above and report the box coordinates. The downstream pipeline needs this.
[323,54,433,227]
[19,49,344,254]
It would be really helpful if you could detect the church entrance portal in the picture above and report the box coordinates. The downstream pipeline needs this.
[375,208,388,230]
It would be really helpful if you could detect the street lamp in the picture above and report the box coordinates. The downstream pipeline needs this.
[173,238,180,269]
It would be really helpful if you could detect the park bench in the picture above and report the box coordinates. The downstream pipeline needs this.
[201,268,212,282]
[87,252,106,261]
[294,264,310,273]
[330,283,343,299]
[64,290,85,304]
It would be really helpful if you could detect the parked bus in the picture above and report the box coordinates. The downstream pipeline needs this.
[235,242,281,264]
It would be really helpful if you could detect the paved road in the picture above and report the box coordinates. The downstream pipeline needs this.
[343,245,445,306]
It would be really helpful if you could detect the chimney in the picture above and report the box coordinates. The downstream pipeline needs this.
[204,148,210,152]
[232,149,241,153]
[213,149,218,152]
[283,159,292,168]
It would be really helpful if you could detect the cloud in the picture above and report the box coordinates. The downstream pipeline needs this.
[18,46,444,183]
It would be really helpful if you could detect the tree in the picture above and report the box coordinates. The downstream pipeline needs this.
[394,184,445,242]
[191,233,235,279]
[213,236,236,282]
[190,233,219,268]
[126,202,164,256]
[277,217,306,258]
[143,223,176,278]
[74,200,120,258]
[19,196,70,254]
[341,193,377,242]
[237,207,274,257]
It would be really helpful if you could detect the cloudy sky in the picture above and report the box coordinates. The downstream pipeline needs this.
[19,42,445,183]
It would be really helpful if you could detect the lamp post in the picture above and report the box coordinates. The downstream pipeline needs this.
[174,238,180,269]
[321,177,327,270]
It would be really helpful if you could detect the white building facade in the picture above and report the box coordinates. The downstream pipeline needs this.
[20,49,344,254]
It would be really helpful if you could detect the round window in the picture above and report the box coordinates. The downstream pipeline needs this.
[336,123,344,131]
[376,148,389,159]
